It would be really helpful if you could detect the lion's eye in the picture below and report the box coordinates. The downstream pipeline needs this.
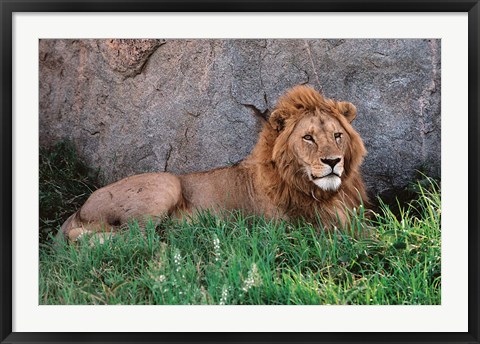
[334,133,343,143]
[303,134,314,142]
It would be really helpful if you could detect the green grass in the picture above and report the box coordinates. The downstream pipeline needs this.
[40,188,441,306]
[39,143,441,305]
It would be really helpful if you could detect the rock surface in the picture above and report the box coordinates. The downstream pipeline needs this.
[39,39,441,201]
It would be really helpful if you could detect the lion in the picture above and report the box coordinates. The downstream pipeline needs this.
[60,85,368,241]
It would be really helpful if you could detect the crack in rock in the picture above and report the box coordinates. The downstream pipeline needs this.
[185,110,201,118]
[242,103,270,122]
[82,128,100,136]
[136,153,154,164]
[304,40,321,90]
[163,144,173,172]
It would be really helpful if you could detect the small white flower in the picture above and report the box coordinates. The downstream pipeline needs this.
[219,285,229,305]
[242,263,261,293]
[173,249,182,272]
[213,235,221,262]
[213,237,220,249]
[148,258,166,286]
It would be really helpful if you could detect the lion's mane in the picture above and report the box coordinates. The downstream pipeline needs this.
[246,85,368,226]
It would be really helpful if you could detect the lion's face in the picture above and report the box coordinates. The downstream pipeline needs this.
[289,114,346,191]
[268,86,366,195]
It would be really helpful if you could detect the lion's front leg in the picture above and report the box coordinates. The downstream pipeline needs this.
[59,172,183,241]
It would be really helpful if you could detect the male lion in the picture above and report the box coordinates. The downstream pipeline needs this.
[61,85,368,240]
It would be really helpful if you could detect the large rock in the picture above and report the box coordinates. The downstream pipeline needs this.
[39,39,440,201]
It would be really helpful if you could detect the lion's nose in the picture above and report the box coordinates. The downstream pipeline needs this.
[321,157,341,169]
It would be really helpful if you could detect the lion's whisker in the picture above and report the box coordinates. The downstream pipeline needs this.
[311,190,321,202]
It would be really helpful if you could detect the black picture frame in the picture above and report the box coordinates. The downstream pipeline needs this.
[1,1,479,343]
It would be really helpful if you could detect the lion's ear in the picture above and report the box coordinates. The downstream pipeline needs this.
[337,101,357,123]
[269,109,286,132]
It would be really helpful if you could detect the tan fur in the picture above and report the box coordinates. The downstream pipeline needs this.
[61,85,368,240]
